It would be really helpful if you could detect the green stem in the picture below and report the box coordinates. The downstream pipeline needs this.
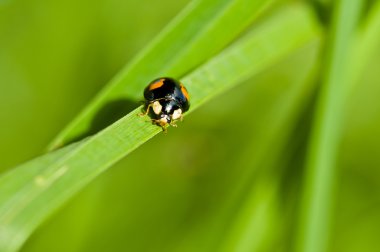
[296,1,363,252]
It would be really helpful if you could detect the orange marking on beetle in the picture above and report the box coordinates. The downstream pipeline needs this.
[149,79,165,90]
[180,84,190,100]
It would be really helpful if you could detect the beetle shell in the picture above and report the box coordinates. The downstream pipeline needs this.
[143,77,190,130]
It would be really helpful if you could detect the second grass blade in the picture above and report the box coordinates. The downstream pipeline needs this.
[295,1,363,252]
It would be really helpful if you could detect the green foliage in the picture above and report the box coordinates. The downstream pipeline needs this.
[295,1,364,252]
[48,0,274,149]
[0,0,380,252]
[0,6,319,252]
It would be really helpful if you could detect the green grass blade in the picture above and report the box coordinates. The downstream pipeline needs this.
[295,1,363,252]
[218,48,321,252]
[348,0,380,92]
[0,5,319,252]
[48,0,274,149]
[0,143,81,202]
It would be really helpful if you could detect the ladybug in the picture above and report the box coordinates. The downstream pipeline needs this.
[141,77,190,130]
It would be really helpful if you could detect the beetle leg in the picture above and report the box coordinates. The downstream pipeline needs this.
[150,119,169,132]
[138,103,152,117]
[162,125,168,133]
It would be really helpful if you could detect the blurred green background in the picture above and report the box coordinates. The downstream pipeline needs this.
[1,0,379,251]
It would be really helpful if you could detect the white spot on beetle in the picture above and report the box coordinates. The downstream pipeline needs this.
[172,109,182,120]
[152,101,162,115]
